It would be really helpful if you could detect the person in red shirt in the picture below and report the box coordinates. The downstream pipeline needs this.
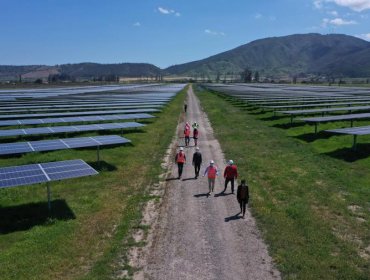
[223,160,238,194]
[184,127,191,147]
[175,147,186,179]
[203,160,218,196]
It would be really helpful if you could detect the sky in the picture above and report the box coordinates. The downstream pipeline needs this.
[0,0,370,68]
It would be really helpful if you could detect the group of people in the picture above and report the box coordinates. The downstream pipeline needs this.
[175,107,249,218]
[184,121,199,147]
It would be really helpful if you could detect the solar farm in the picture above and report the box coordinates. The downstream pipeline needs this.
[206,83,370,150]
[195,84,370,279]
[0,83,184,207]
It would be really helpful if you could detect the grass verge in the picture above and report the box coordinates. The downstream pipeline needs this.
[0,86,187,280]
[195,86,370,280]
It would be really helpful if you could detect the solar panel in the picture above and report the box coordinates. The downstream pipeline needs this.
[326,125,370,135]
[0,102,165,110]
[0,122,144,137]
[0,108,159,120]
[280,105,370,116]
[0,159,98,189]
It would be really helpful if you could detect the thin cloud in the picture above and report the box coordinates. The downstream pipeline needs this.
[357,33,370,40]
[254,13,262,19]
[316,0,370,12]
[328,10,339,16]
[204,29,225,36]
[133,22,141,27]
[322,17,357,26]
[157,7,180,16]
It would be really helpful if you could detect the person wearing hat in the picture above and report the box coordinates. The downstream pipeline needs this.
[237,179,249,219]
[184,122,191,147]
[192,146,202,178]
[184,126,191,147]
[175,147,186,179]
[193,126,199,146]
[203,160,218,195]
[222,160,238,194]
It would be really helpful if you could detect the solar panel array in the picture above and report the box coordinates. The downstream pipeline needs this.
[0,83,185,209]
[0,122,144,137]
[0,113,154,127]
[0,159,98,189]
[0,108,159,120]
[204,83,370,150]
[0,135,130,155]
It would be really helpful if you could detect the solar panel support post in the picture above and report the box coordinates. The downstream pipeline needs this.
[350,120,354,127]
[97,145,100,163]
[46,182,52,212]
[290,115,293,125]
[315,123,318,134]
[352,135,357,151]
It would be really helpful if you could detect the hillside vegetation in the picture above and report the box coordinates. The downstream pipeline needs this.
[165,34,370,79]
[1,33,370,82]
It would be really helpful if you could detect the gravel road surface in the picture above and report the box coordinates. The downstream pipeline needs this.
[142,85,281,280]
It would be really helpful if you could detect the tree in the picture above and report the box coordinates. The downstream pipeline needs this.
[254,71,260,82]
[215,72,221,83]
[241,68,252,83]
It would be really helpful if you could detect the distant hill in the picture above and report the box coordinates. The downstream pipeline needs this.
[1,33,370,82]
[0,63,161,82]
[164,33,370,78]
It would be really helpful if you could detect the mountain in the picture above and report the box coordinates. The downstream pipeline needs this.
[164,33,370,78]
[0,63,161,82]
[1,33,370,82]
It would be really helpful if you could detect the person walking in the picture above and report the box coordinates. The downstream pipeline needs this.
[237,179,249,219]
[203,160,218,196]
[223,160,238,194]
[192,147,202,178]
[184,126,191,147]
[185,122,191,131]
[175,147,186,179]
[193,127,199,146]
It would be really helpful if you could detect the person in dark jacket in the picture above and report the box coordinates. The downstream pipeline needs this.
[223,160,238,194]
[192,146,202,178]
[237,179,249,219]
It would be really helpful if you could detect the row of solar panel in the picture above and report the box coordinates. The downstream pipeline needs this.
[0,101,166,110]
[0,122,144,137]
[0,135,130,155]
[0,104,162,114]
[0,113,154,127]
[0,108,159,120]
[0,159,98,188]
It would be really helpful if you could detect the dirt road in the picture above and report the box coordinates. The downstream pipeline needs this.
[142,85,280,280]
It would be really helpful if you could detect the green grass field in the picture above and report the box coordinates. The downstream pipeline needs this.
[0,87,186,280]
[196,86,370,280]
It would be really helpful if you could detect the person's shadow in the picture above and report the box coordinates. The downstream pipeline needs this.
[214,191,233,197]
[165,177,179,181]
[224,213,241,222]
[182,177,197,181]
[193,193,209,198]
